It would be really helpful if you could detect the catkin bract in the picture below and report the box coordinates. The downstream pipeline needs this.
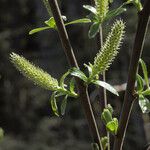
[90,20,125,79]
[10,53,59,91]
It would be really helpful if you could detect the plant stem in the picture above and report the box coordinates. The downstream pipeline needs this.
[113,1,150,149]
[48,0,103,149]
[99,24,110,150]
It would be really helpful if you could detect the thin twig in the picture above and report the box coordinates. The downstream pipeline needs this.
[48,0,103,149]
[113,0,150,149]
[99,25,110,150]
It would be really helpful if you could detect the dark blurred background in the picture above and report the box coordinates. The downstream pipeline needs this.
[0,0,150,149]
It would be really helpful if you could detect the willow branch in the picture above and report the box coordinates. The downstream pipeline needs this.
[48,0,103,148]
[113,0,150,149]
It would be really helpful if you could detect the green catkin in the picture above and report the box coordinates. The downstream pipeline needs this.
[10,53,59,91]
[95,0,109,23]
[42,0,52,16]
[90,20,125,79]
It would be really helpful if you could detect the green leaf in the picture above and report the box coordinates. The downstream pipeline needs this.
[139,59,149,88]
[29,27,51,35]
[136,74,144,92]
[91,143,99,150]
[60,71,70,89]
[139,95,150,113]
[106,118,118,135]
[45,17,56,28]
[84,63,92,76]
[61,95,68,115]
[50,92,59,116]
[101,109,113,125]
[65,18,91,26]
[69,67,88,82]
[142,89,150,96]
[69,78,75,93]
[93,80,119,96]
[83,5,97,15]
[101,137,108,150]
[88,22,100,39]
[105,6,126,22]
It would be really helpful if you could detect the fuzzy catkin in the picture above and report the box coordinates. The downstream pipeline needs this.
[90,20,125,79]
[95,0,109,23]
[10,53,59,91]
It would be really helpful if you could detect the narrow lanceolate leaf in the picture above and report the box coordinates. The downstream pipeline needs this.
[95,0,109,23]
[50,92,59,116]
[88,22,100,39]
[139,59,149,88]
[105,6,126,22]
[65,18,91,26]
[83,5,97,15]
[90,20,125,79]
[29,27,51,35]
[60,71,70,89]
[69,67,88,82]
[136,74,144,92]
[69,78,75,93]
[10,53,59,91]
[61,95,68,115]
[93,80,119,96]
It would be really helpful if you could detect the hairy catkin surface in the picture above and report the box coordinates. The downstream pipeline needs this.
[10,53,59,91]
[90,20,125,79]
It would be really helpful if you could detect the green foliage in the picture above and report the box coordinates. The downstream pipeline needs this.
[92,80,119,96]
[89,20,125,79]
[10,53,78,116]
[136,59,150,113]
[101,106,118,135]
[101,137,108,150]
[0,128,4,141]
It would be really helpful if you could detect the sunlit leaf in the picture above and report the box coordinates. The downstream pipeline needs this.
[83,5,97,15]
[69,67,88,82]
[45,17,56,28]
[106,118,118,135]
[29,27,51,35]
[65,18,91,26]
[88,22,100,39]
[139,95,150,113]
[93,80,119,96]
